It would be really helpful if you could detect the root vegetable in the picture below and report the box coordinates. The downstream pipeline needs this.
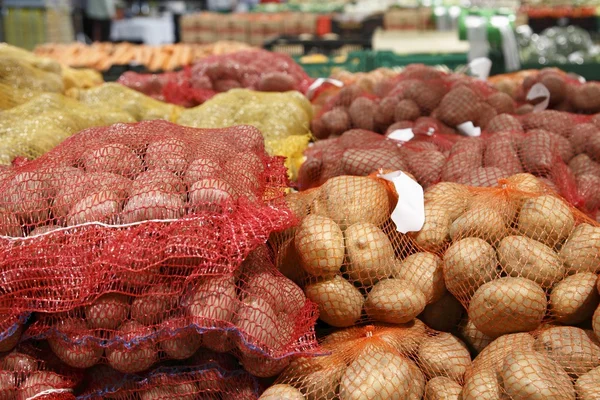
[295,215,344,277]
[550,272,600,325]
[304,276,363,328]
[259,384,304,400]
[559,223,600,274]
[424,376,462,400]
[122,191,185,223]
[517,195,574,247]
[393,252,445,303]
[145,139,187,174]
[83,143,142,177]
[344,222,395,285]
[106,321,157,373]
[418,333,471,382]
[48,319,102,368]
[85,293,130,330]
[365,278,426,324]
[66,190,121,225]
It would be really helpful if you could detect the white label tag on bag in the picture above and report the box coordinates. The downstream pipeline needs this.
[457,121,481,137]
[306,78,344,100]
[469,57,492,81]
[378,170,425,234]
[388,128,415,142]
[526,83,550,112]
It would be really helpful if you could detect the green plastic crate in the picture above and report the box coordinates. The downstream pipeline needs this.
[295,51,373,78]
[373,51,469,71]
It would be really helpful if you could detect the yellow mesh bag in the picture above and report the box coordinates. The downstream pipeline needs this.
[264,323,471,399]
[61,66,103,90]
[0,93,134,165]
[0,57,64,93]
[177,89,312,178]
[69,83,182,122]
[0,83,40,110]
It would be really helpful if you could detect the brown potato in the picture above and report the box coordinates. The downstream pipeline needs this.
[550,272,600,325]
[393,252,445,303]
[418,333,471,382]
[517,195,574,247]
[345,222,395,285]
[304,276,364,328]
[295,214,344,277]
[365,278,426,324]
[559,223,600,274]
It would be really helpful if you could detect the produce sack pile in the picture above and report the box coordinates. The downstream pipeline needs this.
[264,323,472,399]
[0,342,82,400]
[0,93,135,165]
[78,351,261,399]
[463,326,600,399]
[118,49,313,107]
[178,89,312,179]
[0,120,320,378]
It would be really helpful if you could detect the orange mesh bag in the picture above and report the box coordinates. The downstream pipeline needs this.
[22,247,319,376]
[0,342,82,400]
[413,173,600,340]
[271,174,462,330]
[0,120,300,317]
[461,325,600,399]
[79,351,262,400]
[263,323,472,399]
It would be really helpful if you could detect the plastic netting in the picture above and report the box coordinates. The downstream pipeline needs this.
[78,352,261,399]
[462,326,600,399]
[118,50,313,108]
[0,342,82,400]
[268,323,472,399]
[67,83,182,122]
[0,93,135,165]
[177,89,312,180]
[310,65,516,139]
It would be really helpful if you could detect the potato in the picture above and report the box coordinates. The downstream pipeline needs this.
[559,223,600,274]
[140,380,198,400]
[131,284,177,325]
[159,323,202,360]
[66,189,121,225]
[457,167,508,188]
[1,351,38,373]
[0,370,16,400]
[443,237,498,299]
[393,252,445,303]
[460,368,502,400]
[259,384,305,400]
[497,236,564,288]
[345,222,395,285]
[321,108,351,137]
[106,321,158,373]
[414,204,452,252]
[244,271,305,316]
[575,366,600,400]
[577,174,600,212]
[233,296,278,350]
[501,349,575,400]
[486,113,523,134]
[483,134,523,175]
[505,173,546,194]
[85,293,130,330]
[365,278,426,324]
[569,154,600,178]
[0,210,22,237]
[534,326,600,377]
[475,333,536,372]
[375,319,429,356]
[442,149,483,183]
[294,214,344,277]
[418,333,471,382]
[188,178,236,212]
[304,275,364,327]
[316,176,390,229]
[486,93,516,115]
[550,272,600,324]
[286,355,345,400]
[239,352,290,378]
[145,139,188,174]
[184,158,221,187]
[437,86,481,127]
[517,195,574,247]
[449,207,507,243]
[423,182,472,220]
[335,85,362,107]
[469,277,547,337]
[131,170,185,199]
[569,123,599,155]
[48,319,102,368]
[202,330,235,353]
[424,376,462,400]
[375,96,399,128]
[258,72,297,92]
[341,148,407,177]
[83,143,142,177]
[122,192,185,223]
[594,305,600,343]
[395,99,420,122]
[460,318,493,354]
[186,276,237,323]
[339,349,418,400]
[420,292,464,333]
[0,322,23,352]
[17,371,68,400]
[348,97,375,130]
[2,172,52,225]
[522,110,572,137]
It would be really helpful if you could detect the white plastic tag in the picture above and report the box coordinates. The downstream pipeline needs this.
[306,78,344,100]
[378,170,425,234]
[457,121,481,137]
[469,57,492,81]
[526,83,550,112]
[388,128,414,142]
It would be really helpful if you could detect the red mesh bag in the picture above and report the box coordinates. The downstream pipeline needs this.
[265,323,472,399]
[0,120,299,321]
[22,247,320,376]
[0,342,81,400]
[462,325,600,399]
[412,174,600,341]
[79,351,262,400]
[118,50,313,108]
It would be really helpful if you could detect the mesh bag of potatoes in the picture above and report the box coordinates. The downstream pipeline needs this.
[178,89,312,179]
[0,93,135,165]
[310,64,516,139]
[67,83,182,122]
[414,173,600,341]
[0,121,298,313]
[79,352,261,399]
[271,174,455,329]
[20,246,319,376]
[0,342,82,400]
[260,323,473,399]
[462,325,600,400]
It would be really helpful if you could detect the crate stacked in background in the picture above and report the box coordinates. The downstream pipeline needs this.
[3,0,74,50]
